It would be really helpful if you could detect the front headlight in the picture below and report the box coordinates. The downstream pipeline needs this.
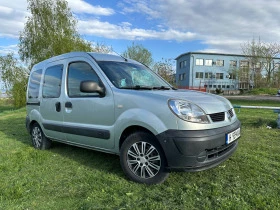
[168,99,210,124]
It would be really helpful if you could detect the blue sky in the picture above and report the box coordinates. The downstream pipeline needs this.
[1,0,280,63]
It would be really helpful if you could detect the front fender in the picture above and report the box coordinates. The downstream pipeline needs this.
[114,108,173,143]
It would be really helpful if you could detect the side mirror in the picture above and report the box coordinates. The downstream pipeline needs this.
[80,81,105,97]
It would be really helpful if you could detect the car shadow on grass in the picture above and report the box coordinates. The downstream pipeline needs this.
[50,142,123,177]
[0,115,124,179]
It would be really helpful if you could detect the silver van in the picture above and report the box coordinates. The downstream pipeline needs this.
[26,52,241,184]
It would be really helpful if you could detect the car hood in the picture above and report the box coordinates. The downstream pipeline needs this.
[147,89,232,114]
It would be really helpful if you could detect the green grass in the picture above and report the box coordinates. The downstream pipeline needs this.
[0,100,280,209]
[0,98,15,113]
[246,87,279,95]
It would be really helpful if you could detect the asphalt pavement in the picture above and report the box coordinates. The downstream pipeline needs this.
[224,95,280,101]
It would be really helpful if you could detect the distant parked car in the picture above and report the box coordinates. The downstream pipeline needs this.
[277,90,280,96]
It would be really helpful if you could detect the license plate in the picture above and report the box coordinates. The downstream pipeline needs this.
[226,128,240,144]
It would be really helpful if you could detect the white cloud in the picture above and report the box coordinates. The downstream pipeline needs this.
[0,44,18,56]
[78,19,196,41]
[0,0,27,12]
[0,5,13,14]
[67,0,114,15]
[1,0,280,55]
[0,2,28,38]
[120,22,132,28]
[119,0,280,53]
[0,0,114,39]
[120,0,160,18]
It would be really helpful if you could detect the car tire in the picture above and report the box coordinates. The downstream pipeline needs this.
[120,131,169,184]
[31,123,52,150]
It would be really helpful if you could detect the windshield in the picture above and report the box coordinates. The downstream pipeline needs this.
[97,61,171,89]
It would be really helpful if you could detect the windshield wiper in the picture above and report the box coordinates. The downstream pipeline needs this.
[120,85,153,90]
[152,86,170,90]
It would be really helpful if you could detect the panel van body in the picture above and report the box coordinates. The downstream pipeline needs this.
[26,52,241,184]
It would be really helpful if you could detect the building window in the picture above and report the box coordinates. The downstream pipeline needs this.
[216,73,224,79]
[180,60,187,69]
[240,60,249,68]
[180,61,183,69]
[216,60,224,66]
[254,62,261,68]
[230,60,237,67]
[229,73,237,80]
[205,72,213,79]
[262,62,271,69]
[205,59,213,66]
[274,62,280,70]
[196,72,203,79]
[179,73,185,81]
[195,59,203,66]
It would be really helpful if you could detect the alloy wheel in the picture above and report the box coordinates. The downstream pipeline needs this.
[32,126,42,148]
[127,141,161,179]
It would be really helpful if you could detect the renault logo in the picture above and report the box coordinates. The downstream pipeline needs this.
[227,111,232,122]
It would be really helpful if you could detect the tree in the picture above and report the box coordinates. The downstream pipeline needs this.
[241,38,280,88]
[153,59,175,85]
[0,54,28,107]
[92,42,113,54]
[122,43,153,67]
[18,0,93,67]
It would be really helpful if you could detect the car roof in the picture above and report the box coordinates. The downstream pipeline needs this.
[31,52,139,71]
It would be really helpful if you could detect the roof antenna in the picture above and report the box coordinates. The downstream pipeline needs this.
[113,50,128,62]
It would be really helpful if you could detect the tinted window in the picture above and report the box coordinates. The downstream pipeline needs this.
[28,69,42,98]
[67,62,101,97]
[42,65,63,98]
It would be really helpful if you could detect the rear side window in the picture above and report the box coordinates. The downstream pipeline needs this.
[67,62,101,97]
[42,65,63,98]
[28,69,42,98]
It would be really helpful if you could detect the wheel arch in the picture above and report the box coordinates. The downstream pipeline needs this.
[118,126,166,162]
[28,120,39,134]
[119,126,151,150]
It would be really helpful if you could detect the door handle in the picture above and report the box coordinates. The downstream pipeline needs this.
[65,102,72,109]
[55,102,61,112]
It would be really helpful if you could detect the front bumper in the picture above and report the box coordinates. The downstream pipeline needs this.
[156,120,241,171]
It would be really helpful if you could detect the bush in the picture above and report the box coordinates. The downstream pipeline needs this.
[11,81,27,108]
[0,53,28,108]
[215,88,224,94]
[249,88,278,95]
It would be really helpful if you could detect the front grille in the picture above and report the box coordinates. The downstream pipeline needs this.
[209,112,225,122]
[209,109,235,122]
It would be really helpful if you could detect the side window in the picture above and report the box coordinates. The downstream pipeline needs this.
[42,65,63,98]
[67,62,101,97]
[28,69,42,99]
